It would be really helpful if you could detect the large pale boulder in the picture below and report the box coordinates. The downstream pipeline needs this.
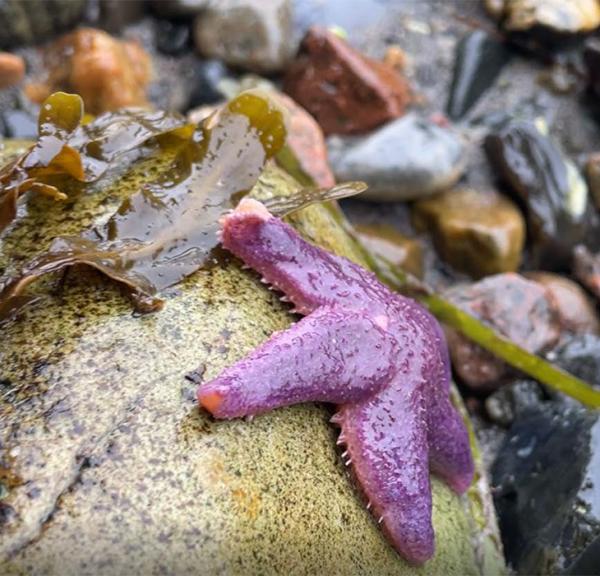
[0,141,504,575]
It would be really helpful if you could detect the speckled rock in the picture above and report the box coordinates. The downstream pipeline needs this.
[283,27,411,135]
[194,0,295,73]
[328,113,465,201]
[525,271,600,335]
[355,223,423,278]
[0,142,504,575]
[488,0,600,34]
[444,274,560,391]
[412,188,525,278]
[0,0,86,49]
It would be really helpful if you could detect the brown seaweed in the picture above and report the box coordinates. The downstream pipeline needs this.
[0,90,287,315]
[0,92,188,232]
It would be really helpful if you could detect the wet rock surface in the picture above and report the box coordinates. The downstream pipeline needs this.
[584,36,600,99]
[444,273,560,391]
[485,120,591,269]
[493,404,600,574]
[329,113,465,201]
[413,187,525,278]
[151,0,210,18]
[194,0,295,73]
[283,26,411,135]
[490,332,600,573]
[447,30,511,120]
[154,19,192,56]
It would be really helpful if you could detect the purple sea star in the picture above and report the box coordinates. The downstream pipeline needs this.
[198,199,474,564]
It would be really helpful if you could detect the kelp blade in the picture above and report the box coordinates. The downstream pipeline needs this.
[0,92,188,233]
[0,90,287,317]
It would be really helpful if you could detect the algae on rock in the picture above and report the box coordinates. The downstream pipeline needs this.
[0,140,504,575]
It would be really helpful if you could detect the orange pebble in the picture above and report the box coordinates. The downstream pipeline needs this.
[0,52,25,89]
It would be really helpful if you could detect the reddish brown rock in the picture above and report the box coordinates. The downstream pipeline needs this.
[0,52,24,89]
[574,245,600,301]
[26,28,152,115]
[444,273,560,391]
[526,271,600,335]
[283,27,411,135]
[273,92,335,188]
[185,90,335,188]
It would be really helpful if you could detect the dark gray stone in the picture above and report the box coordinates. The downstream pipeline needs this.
[493,404,600,574]
[447,30,511,120]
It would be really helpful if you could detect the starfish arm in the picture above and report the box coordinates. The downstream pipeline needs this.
[220,198,391,315]
[198,305,397,419]
[427,393,474,495]
[335,371,434,565]
[425,326,475,494]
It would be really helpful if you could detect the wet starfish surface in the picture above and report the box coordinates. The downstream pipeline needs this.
[198,198,474,565]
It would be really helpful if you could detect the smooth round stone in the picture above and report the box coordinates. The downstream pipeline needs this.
[412,187,525,278]
[526,272,600,335]
[328,113,466,202]
[0,52,24,89]
[193,0,295,73]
